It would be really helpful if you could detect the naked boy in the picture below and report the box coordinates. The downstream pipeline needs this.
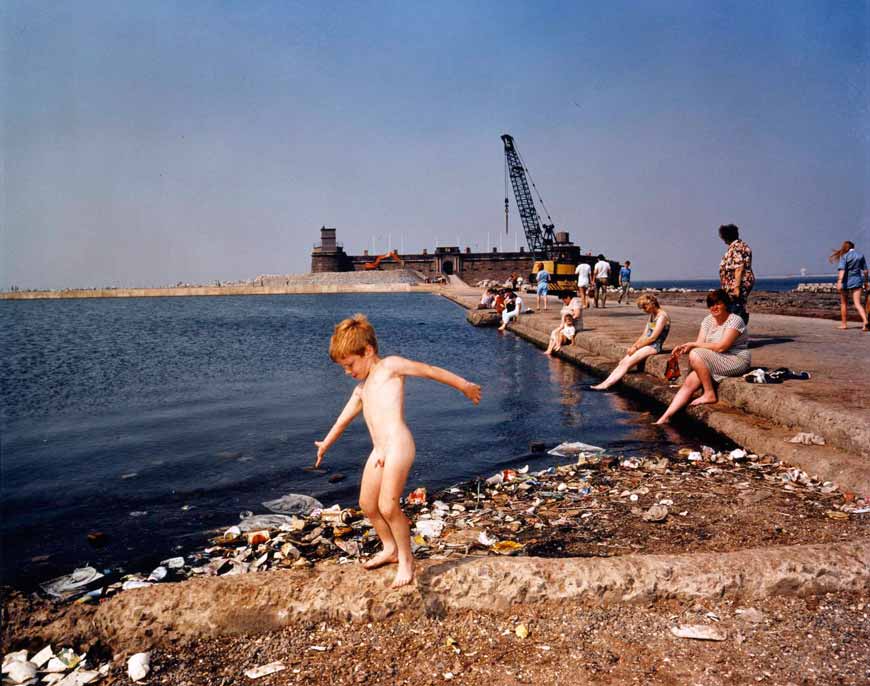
[315,314,481,587]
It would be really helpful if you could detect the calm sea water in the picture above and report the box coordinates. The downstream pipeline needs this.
[0,294,728,588]
[632,276,836,292]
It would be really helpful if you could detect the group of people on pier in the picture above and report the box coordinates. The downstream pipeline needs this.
[570,255,632,309]
[494,225,733,423]
[487,224,868,425]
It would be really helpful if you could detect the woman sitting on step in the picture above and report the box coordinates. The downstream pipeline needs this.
[591,294,670,390]
[655,289,751,424]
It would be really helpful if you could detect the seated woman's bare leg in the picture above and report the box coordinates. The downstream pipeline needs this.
[655,370,701,424]
[592,347,655,390]
[688,351,718,406]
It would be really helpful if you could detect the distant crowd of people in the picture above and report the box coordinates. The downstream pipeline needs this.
[478,224,868,424]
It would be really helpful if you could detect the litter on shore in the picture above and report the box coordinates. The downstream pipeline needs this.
[28,440,868,610]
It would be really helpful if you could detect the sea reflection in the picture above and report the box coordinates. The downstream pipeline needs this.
[546,356,585,426]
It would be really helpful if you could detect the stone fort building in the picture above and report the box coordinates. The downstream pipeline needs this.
[310,226,582,282]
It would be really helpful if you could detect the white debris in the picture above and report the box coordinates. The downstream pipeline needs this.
[787,432,826,446]
[45,656,74,673]
[642,505,669,522]
[30,646,53,669]
[414,519,446,539]
[244,661,286,679]
[4,659,37,684]
[39,567,104,600]
[548,441,605,457]
[3,650,29,672]
[147,566,168,582]
[670,624,727,641]
[477,531,497,547]
[127,652,151,682]
[261,493,323,516]
[238,514,304,532]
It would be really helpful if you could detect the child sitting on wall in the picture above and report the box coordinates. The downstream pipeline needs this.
[545,313,576,355]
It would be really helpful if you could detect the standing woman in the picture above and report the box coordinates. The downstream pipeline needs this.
[718,224,755,324]
[535,262,551,311]
[830,241,869,331]
[655,289,751,424]
[591,294,669,390]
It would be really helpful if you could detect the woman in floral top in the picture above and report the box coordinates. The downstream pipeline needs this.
[718,224,755,324]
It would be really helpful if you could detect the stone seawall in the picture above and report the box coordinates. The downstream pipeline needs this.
[1,275,444,300]
[1,285,442,300]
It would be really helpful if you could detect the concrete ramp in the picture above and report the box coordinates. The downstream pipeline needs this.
[19,540,869,651]
[447,274,469,288]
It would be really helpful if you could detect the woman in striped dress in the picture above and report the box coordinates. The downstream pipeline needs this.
[655,289,751,424]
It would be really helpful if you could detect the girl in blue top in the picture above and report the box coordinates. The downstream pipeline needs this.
[591,294,670,390]
[830,240,869,331]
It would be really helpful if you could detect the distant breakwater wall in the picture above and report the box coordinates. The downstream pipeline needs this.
[1,283,443,301]
[1,270,449,300]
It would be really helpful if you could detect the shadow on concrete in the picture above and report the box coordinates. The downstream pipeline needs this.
[748,336,795,349]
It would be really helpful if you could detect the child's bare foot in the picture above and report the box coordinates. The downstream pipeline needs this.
[589,383,608,390]
[363,549,398,570]
[689,392,717,406]
[839,324,848,329]
[391,561,415,588]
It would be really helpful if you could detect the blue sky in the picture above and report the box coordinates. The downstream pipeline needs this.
[2,1,867,288]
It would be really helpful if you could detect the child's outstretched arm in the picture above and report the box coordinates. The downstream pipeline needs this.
[387,357,481,404]
[314,387,363,467]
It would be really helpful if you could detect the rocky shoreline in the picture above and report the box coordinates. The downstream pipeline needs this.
[3,442,867,685]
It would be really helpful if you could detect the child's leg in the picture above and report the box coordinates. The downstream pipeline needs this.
[378,439,416,587]
[545,328,558,354]
[359,450,398,569]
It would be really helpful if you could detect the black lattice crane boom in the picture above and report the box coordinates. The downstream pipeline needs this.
[500,133,616,294]
[501,133,556,260]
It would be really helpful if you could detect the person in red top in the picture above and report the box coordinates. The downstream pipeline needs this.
[493,289,506,315]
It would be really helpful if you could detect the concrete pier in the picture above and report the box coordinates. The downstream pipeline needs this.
[443,286,870,493]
